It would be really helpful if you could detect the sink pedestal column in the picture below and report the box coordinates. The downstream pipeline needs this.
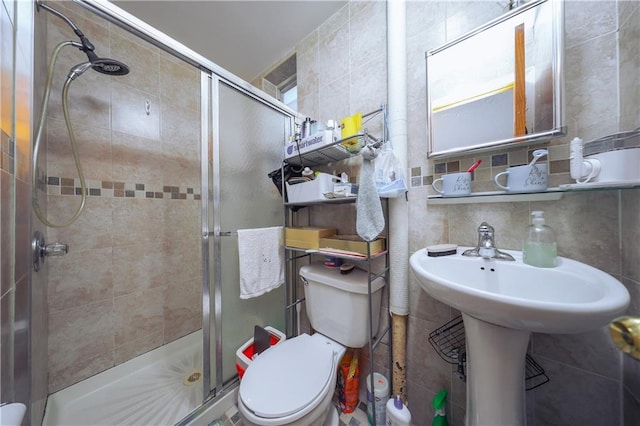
[462,313,531,426]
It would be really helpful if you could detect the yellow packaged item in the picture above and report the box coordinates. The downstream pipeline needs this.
[340,113,363,153]
[337,349,359,414]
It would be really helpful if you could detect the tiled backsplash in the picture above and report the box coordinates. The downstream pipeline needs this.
[410,145,573,194]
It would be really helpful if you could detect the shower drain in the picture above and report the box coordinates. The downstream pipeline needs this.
[183,370,203,386]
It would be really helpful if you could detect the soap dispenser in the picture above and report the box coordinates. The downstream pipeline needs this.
[523,211,557,268]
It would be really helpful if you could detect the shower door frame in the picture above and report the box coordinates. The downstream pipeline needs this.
[73,0,298,410]
[205,76,295,398]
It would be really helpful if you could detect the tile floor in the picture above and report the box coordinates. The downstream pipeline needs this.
[209,399,371,426]
[208,404,243,426]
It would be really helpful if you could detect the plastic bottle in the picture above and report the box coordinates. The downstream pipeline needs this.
[432,389,449,426]
[301,167,315,179]
[523,211,557,268]
[366,373,389,426]
[385,395,411,426]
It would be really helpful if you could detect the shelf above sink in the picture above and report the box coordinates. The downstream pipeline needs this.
[427,189,563,204]
[426,181,640,204]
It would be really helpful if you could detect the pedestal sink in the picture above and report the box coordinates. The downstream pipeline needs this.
[409,247,630,426]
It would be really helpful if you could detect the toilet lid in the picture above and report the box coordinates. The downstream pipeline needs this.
[239,334,334,418]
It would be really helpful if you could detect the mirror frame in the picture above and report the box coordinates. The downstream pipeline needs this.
[426,0,565,158]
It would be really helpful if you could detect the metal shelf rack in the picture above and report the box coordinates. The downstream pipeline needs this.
[282,105,390,425]
[284,107,385,167]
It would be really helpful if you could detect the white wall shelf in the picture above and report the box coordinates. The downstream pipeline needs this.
[427,189,564,204]
[426,181,640,205]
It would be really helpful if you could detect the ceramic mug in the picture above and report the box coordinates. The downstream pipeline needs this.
[432,172,472,197]
[494,164,548,192]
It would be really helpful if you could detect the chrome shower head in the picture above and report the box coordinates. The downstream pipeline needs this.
[90,57,130,76]
[68,57,130,81]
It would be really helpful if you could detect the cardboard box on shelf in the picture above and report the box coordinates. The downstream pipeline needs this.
[319,235,386,256]
[285,227,337,250]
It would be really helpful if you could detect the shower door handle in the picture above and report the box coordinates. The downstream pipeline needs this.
[204,231,234,237]
[45,242,69,257]
[32,231,69,272]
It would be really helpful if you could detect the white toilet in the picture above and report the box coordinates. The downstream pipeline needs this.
[238,263,386,426]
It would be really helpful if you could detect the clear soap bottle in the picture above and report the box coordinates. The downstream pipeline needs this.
[523,211,557,268]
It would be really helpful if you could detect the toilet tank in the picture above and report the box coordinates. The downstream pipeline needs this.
[299,263,386,348]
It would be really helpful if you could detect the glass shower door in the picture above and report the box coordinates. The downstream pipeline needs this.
[211,80,291,392]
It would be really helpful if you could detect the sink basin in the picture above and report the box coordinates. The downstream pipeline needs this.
[410,247,629,334]
[410,247,630,425]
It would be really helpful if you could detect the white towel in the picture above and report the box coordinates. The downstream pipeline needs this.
[357,145,385,241]
[237,226,284,299]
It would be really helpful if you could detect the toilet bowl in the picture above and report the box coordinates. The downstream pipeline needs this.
[238,333,345,426]
[238,263,386,426]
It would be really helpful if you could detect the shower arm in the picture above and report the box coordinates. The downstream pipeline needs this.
[37,1,96,55]
[37,2,80,33]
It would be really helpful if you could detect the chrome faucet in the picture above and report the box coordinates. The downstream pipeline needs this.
[462,222,515,261]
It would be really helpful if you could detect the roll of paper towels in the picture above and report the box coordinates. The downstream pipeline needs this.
[0,403,27,426]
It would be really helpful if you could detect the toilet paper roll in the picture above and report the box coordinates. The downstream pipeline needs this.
[609,316,640,360]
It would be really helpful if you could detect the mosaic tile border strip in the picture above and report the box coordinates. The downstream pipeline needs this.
[409,150,570,188]
[46,176,201,200]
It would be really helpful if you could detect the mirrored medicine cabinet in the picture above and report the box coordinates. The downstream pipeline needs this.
[426,0,565,159]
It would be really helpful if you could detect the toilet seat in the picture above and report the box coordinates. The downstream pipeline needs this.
[240,334,335,420]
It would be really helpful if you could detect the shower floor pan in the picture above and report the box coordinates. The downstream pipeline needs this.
[43,330,204,426]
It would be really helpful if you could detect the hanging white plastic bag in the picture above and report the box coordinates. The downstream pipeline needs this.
[374,142,407,198]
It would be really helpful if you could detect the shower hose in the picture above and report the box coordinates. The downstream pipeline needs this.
[32,41,88,228]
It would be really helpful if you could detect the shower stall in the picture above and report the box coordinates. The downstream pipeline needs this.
[10,1,295,424]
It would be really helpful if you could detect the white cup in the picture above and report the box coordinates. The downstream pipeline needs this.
[494,164,548,192]
[432,172,472,197]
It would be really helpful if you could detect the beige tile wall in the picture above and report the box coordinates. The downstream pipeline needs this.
[44,1,202,393]
[285,1,640,424]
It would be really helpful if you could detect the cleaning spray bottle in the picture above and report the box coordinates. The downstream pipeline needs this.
[523,211,557,268]
[385,395,411,426]
[432,389,449,426]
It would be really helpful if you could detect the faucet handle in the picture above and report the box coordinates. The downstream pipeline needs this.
[478,222,494,235]
[478,222,495,248]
